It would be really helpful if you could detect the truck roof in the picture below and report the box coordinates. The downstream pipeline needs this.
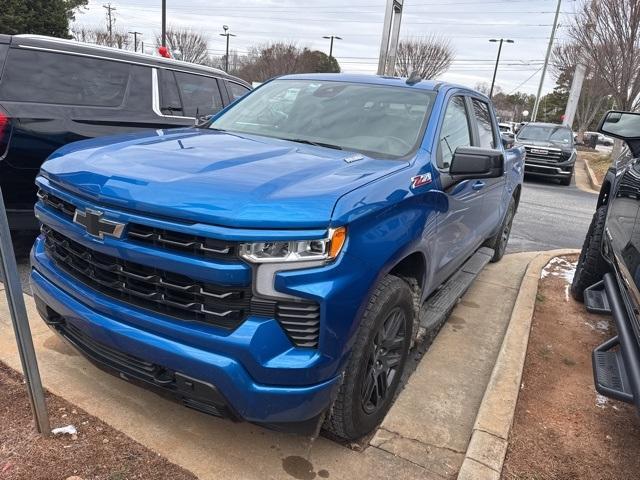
[278,73,484,96]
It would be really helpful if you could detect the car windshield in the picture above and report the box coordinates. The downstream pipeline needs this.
[209,79,437,158]
[517,125,572,144]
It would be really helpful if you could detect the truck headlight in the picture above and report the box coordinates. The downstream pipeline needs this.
[239,227,347,264]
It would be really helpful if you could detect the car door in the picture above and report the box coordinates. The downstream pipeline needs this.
[432,93,488,282]
[469,96,507,235]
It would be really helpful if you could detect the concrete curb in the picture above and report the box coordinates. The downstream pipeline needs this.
[583,157,601,191]
[456,248,581,480]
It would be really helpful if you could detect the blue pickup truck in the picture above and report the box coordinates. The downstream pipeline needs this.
[30,74,525,440]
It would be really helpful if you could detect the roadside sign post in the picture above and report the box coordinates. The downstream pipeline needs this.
[0,187,50,435]
[377,0,404,76]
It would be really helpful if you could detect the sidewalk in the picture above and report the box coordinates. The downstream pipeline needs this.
[0,251,557,479]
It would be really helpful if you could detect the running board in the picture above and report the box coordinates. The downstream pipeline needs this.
[593,336,634,404]
[584,280,612,315]
[418,247,494,338]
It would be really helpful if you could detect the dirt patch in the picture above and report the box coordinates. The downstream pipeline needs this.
[502,255,640,479]
[0,362,196,480]
[578,151,611,184]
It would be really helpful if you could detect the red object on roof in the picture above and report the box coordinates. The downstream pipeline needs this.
[158,46,171,58]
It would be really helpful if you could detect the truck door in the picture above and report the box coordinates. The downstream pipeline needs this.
[468,96,507,235]
[432,94,488,282]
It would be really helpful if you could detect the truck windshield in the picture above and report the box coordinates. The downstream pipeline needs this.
[209,79,436,158]
[517,125,572,144]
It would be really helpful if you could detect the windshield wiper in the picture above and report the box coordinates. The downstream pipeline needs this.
[282,138,343,150]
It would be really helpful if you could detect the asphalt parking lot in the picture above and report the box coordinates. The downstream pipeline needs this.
[508,174,598,254]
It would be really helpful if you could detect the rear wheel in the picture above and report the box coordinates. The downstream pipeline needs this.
[324,275,413,441]
[571,205,609,301]
[484,197,516,263]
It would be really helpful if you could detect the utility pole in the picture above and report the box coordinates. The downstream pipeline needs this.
[103,3,116,45]
[161,0,167,47]
[128,31,142,52]
[377,0,404,76]
[489,38,514,98]
[562,63,586,128]
[220,25,236,73]
[532,0,562,122]
[322,35,342,59]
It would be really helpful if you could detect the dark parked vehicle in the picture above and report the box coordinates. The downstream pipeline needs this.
[0,34,250,231]
[515,122,577,185]
[571,110,640,415]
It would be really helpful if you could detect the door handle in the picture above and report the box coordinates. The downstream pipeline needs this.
[472,181,485,191]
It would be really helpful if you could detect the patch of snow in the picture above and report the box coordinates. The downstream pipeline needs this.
[596,320,610,331]
[541,257,577,284]
[52,425,77,436]
[565,285,570,302]
[596,394,609,409]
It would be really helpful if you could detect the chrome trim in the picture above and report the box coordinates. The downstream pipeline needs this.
[151,68,195,120]
[524,163,571,175]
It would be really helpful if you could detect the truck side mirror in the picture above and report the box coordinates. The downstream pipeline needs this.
[449,146,504,181]
[598,110,640,141]
[501,133,515,149]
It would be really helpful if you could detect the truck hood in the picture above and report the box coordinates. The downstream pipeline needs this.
[42,128,407,228]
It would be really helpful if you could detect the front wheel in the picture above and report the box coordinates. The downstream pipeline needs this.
[323,275,413,441]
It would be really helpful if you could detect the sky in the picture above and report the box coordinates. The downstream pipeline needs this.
[72,0,580,95]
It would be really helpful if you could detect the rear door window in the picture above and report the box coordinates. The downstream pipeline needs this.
[0,49,130,106]
[174,72,223,117]
[158,69,184,116]
[471,98,496,149]
[226,81,250,101]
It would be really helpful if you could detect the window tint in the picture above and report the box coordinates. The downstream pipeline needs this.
[158,69,183,116]
[226,81,250,100]
[0,49,129,106]
[438,96,471,170]
[174,72,223,117]
[472,99,496,149]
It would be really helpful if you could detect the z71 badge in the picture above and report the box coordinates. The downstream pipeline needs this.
[411,173,432,189]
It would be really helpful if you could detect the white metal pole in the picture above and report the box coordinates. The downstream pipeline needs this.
[563,63,586,128]
[0,188,50,435]
[532,0,562,121]
[377,0,404,75]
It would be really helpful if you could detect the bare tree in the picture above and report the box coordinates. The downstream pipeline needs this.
[551,42,613,141]
[568,0,640,112]
[394,36,454,79]
[156,27,209,65]
[71,25,130,49]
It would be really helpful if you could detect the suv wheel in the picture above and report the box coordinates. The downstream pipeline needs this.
[571,205,609,301]
[484,197,516,263]
[324,275,413,441]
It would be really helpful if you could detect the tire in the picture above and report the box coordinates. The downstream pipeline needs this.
[484,197,516,263]
[571,205,609,302]
[323,275,414,441]
[560,170,573,186]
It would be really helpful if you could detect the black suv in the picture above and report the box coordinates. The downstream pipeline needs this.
[0,34,250,231]
[571,110,640,414]
[515,122,577,185]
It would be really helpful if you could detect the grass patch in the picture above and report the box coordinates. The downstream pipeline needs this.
[578,151,612,184]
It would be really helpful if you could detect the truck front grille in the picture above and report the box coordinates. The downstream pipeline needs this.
[524,146,563,163]
[37,189,237,260]
[42,225,251,329]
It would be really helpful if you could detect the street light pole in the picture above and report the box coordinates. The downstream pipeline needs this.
[220,25,237,73]
[322,35,342,59]
[161,0,167,47]
[489,38,514,98]
[532,0,562,122]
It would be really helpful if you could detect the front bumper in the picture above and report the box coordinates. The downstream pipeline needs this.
[524,159,575,179]
[31,254,342,429]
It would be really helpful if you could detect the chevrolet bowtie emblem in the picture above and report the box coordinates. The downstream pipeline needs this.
[73,208,125,240]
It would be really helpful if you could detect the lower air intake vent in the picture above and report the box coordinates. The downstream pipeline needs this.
[276,300,320,348]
